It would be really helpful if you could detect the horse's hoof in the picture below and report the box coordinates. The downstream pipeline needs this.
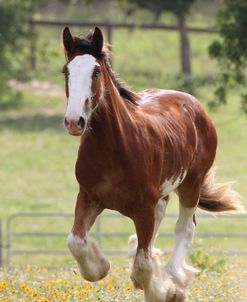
[80,256,110,282]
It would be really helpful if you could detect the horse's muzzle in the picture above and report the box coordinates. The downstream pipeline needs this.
[64,116,85,136]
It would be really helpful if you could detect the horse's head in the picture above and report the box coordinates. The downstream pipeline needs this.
[62,26,105,136]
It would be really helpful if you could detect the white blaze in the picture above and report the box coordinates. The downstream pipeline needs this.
[66,54,98,123]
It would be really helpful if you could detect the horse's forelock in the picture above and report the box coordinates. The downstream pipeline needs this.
[74,37,107,60]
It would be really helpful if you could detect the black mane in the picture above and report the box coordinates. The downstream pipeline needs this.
[74,36,139,105]
[104,60,139,105]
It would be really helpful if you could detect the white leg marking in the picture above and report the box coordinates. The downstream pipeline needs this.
[131,249,153,286]
[131,249,185,302]
[166,204,198,285]
[151,198,169,257]
[67,233,110,282]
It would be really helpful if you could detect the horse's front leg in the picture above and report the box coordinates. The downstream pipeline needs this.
[67,190,110,282]
[131,204,185,302]
[128,197,169,258]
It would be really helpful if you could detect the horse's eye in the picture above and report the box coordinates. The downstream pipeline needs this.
[93,66,101,80]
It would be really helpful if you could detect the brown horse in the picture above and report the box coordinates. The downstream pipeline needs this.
[61,26,242,302]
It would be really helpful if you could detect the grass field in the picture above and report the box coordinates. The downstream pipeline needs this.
[0,257,247,302]
[0,24,247,301]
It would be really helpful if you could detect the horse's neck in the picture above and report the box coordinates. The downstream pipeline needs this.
[85,69,135,152]
[99,67,134,134]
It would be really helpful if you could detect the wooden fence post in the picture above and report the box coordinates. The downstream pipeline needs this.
[106,24,113,46]
[106,24,113,65]
[29,19,37,70]
[177,15,191,76]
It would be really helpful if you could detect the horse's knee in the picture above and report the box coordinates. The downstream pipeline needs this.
[67,232,87,257]
[67,232,110,282]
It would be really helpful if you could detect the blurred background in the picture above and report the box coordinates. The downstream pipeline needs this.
[0,0,246,283]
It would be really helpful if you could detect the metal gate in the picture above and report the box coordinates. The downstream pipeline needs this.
[1,212,247,268]
[0,221,3,268]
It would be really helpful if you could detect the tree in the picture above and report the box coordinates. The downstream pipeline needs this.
[119,0,197,76]
[0,0,37,106]
[209,0,247,112]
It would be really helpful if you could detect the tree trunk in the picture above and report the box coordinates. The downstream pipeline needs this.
[177,14,191,76]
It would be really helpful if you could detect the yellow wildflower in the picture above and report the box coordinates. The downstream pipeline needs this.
[0,281,7,289]
[83,283,92,290]
[25,264,32,273]
[19,283,26,290]
[107,283,115,291]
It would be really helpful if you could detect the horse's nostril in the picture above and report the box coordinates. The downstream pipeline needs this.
[78,116,85,129]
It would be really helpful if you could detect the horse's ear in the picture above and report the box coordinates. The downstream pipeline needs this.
[91,27,103,52]
[62,26,74,54]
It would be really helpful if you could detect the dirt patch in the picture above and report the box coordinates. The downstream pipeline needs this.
[8,79,64,97]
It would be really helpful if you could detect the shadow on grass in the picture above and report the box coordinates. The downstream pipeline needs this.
[0,113,64,132]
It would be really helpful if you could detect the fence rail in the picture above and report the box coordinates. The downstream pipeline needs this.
[29,18,218,71]
[30,19,218,33]
[0,212,246,268]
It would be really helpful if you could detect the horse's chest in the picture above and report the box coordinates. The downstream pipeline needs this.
[76,163,129,200]
[90,177,136,212]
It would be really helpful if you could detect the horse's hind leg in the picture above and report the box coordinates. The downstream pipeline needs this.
[67,190,110,282]
[152,196,169,249]
[128,196,169,258]
[166,178,201,286]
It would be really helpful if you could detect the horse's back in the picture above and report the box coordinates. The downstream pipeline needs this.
[138,88,216,139]
[137,88,218,178]
[138,88,202,110]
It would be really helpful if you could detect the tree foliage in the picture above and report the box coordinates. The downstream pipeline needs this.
[119,0,196,18]
[0,0,37,105]
[119,0,196,76]
[209,0,247,112]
